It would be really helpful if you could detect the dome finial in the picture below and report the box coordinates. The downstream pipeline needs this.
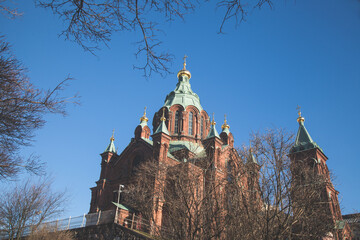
[140,106,148,122]
[221,114,230,129]
[183,55,188,70]
[110,129,115,141]
[296,105,305,123]
[211,113,216,126]
[177,54,191,79]
[160,108,166,121]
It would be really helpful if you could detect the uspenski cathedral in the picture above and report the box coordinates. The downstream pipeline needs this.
[88,58,352,239]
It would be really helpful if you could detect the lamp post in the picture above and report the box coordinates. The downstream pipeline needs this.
[114,184,124,224]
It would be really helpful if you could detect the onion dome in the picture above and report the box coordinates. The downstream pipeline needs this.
[163,55,203,112]
[140,107,149,127]
[221,114,230,134]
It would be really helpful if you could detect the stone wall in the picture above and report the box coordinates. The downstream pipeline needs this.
[71,223,150,240]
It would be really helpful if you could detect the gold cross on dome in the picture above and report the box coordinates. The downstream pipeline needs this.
[143,106,147,117]
[160,108,166,121]
[296,105,301,117]
[183,55,188,70]
[110,129,115,141]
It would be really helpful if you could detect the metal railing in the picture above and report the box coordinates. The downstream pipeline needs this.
[0,210,115,240]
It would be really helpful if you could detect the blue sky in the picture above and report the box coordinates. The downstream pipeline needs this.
[1,0,359,218]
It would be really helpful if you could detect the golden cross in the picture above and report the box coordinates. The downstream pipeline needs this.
[224,114,227,124]
[296,105,301,117]
[211,112,216,125]
[111,129,115,141]
[183,55,188,70]
[161,108,166,121]
[143,106,147,117]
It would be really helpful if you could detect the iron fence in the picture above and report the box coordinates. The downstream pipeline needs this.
[0,210,115,240]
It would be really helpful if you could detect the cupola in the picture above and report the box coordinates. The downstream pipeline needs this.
[135,107,151,140]
[163,55,203,112]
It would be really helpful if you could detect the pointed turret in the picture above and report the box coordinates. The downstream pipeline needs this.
[151,108,171,234]
[290,108,322,154]
[154,108,170,135]
[207,113,220,139]
[289,107,351,239]
[203,113,224,169]
[246,143,261,204]
[104,130,116,153]
[99,130,117,181]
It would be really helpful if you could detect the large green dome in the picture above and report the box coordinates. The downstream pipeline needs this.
[163,73,203,112]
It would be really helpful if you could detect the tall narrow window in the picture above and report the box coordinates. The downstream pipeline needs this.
[189,112,193,135]
[174,111,179,133]
[201,116,204,138]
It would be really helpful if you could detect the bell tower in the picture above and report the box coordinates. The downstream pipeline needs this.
[289,108,351,239]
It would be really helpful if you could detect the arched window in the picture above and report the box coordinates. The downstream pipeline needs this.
[174,111,180,133]
[200,116,204,138]
[189,112,193,135]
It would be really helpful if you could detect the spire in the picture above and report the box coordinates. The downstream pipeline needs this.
[221,114,230,134]
[104,129,116,153]
[248,142,257,164]
[290,108,323,154]
[140,107,148,127]
[207,113,220,139]
[154,108,170,135]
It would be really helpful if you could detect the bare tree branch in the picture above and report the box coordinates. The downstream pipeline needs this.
[0,37,79,180]
[0,0,23,18]
[0,177,67,239]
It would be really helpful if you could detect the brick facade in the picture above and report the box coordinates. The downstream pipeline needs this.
[89,65,350,239]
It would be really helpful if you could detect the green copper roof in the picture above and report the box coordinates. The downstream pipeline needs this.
[112,202,134,212]
[140,119,148,128]
[154,120,170,135]
[290,121,323,154]
[169,141,205,155]
[222,127,230,134]
[207,124,220,139]
[163,75,203,111]
[104,138,116,153]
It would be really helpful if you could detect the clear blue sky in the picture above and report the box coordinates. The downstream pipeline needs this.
[1,0,359,218]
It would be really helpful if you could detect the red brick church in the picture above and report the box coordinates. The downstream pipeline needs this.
[88,59,351,239]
